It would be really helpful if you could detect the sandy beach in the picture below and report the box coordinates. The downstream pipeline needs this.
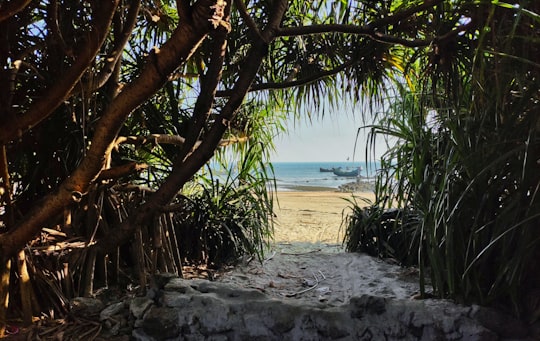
[271,190,376,247]
[216,189,422,305]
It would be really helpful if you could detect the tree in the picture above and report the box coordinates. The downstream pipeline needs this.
[0,0,510,330]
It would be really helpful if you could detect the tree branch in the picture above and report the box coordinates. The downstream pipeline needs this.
[48,0,72,57]
[96,162,148,181]
[368,0,444,29]
[177,7,231,163]
[215,19,473,98]
[276,23,470,48]
[115,134,247,149]
[274,0,458,48]
[176,0,190,24]
[233,0,265,42]
[216,59,355,96]
[0,0,31,23]
[115,134,188,147]
[0,0,119,145]
[79,0,141,95]
[0,0,218,259]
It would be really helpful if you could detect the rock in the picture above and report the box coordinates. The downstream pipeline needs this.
[472,306,529,338]
[127,277,520,340]
[140,306,180,340]
[349,295,387,317]
[69,297,104,316]
[100,302,126,321]
[338,179,375,193]
[129,297,154,320]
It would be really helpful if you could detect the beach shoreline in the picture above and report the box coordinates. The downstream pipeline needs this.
[273,177,376,193]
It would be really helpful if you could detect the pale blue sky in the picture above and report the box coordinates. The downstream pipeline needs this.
[271,108,391,163]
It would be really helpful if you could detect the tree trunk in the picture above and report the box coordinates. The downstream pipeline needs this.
[0,0,225,262]
[0,258,11,337]
[0,0,120,146]
[96,0,290,254]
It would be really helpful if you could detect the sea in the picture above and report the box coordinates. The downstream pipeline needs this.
[269,161,380,191]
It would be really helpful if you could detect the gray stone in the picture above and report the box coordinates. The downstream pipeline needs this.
[130,297,154,319]
[69,297,104,316]
[164,278,199,293]
[141,306,180,340]
[161,290,193,307]
[100,301,126,321]
[473,306,529,338]
[132,328,154,341]
[128,278,530,340]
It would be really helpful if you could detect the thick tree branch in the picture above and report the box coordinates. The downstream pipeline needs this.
[368,0,444,29]
[0,0,31,23]
[217,59,355,96]
[176,0,190,23]
[0,0,220,259]
[97,162,148,181]
[0,0,119,145]
[233,0,265,42]
[276,22,471,48]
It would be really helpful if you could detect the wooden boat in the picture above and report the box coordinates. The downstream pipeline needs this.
[333,167,361,177]
[319,167,335,172]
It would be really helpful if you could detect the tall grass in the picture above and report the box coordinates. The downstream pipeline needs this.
[344,2,540,318]
[177,143,275,266]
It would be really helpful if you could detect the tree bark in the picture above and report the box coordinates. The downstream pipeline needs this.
[0,0,32,23]
[0,258,10,337]
[0,0,224,260]
[0,0,119,145]
[96,0,290,254]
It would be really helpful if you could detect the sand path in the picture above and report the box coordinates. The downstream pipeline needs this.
[216,191,422,306]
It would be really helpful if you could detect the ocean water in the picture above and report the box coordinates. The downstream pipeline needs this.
[269,161,380,191]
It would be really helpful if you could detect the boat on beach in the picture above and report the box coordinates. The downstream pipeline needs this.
[333,167,361,177]
[319,167,335,172]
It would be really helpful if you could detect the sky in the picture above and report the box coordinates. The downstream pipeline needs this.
[270,105,391,163]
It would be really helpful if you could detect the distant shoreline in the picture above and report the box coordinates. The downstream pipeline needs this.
[275,184,337,192]
[273,179,376,193]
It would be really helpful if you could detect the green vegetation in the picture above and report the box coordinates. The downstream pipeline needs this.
[343,202,422,267]
[344,1,540,319]
[178,145,275,266]
[0,0,538,332]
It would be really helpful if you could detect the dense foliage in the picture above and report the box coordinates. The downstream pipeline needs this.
[0,0,538,332]
[177,145,275,266]
[344,1,540,319]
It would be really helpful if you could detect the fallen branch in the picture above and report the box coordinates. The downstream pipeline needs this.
[283,270,326,297]
[262,251,276,265]
[280,249,321,256]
